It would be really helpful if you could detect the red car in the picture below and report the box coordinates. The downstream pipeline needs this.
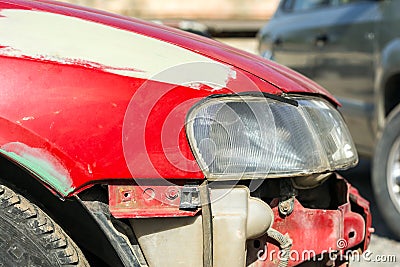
[0,1,371,266]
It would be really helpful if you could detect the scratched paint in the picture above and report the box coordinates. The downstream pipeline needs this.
[0,9,235,87]
[0,142,73,196]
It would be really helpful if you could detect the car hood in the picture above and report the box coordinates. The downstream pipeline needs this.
[5,0,337,104]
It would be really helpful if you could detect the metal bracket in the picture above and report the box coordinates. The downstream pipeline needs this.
[109,184,199,218]
[179,184,200,210]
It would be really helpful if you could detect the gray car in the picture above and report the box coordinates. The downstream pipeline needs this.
[258,0,400,239]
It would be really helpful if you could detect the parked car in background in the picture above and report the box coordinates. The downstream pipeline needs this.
[258,0,400,239]
[0,0,371,266]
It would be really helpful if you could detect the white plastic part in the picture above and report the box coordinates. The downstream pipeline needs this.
[130,217,203,267]
[247,196,274,239]
[129,186,273,267]
[211,186,273,267]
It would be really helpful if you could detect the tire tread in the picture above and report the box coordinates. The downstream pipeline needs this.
[0,184,89,266]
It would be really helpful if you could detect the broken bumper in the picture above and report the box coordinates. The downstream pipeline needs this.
[247,175,372,267]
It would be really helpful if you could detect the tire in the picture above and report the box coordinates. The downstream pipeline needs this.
[0,184,89,266]
[373,105,400,239]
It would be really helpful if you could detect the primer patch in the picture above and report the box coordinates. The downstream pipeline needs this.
[0,9,234,87]
[0,142,73,196]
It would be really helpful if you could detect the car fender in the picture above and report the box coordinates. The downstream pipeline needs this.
[0,1,336,197]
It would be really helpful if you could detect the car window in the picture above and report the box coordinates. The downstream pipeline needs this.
[293,0,330,11]
[281,0,369,12]
[281,0,330,12]
[281,0,370,12]
[331,0,373,5]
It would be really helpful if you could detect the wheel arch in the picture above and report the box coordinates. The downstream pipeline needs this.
[380,38,400,121]
[0,154,126,267]
[0,117,91,198]
[383,73,400,118]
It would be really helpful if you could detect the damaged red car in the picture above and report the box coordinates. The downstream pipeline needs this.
[0,0,371,266]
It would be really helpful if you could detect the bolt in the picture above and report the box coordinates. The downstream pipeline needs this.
[279,198,294,216]
[143,188,156,201]
[281,202,290,211]
[166,186,179,200]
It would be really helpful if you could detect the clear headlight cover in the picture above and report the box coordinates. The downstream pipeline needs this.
[186,95,358,179]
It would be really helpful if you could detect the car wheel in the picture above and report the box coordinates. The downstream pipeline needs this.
[0,184,89,266]
[373,106,400,239]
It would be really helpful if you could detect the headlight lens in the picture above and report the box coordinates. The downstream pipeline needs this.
[186,95,358,179]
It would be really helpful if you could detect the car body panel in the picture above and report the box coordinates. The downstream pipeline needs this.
[375,1,400,132]
[312,2,379,153]
[0,0,340,196]
[5,0,338,98]
[258,0,381,155]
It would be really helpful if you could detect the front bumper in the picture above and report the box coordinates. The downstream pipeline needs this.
[247,175,372,267]
[111,174,372,267]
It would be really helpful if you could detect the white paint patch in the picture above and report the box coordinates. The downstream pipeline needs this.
[22,116,35,121]
[0,9,234,87]
[147,61,236,91]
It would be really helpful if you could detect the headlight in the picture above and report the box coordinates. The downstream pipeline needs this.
[185,95,358,179]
